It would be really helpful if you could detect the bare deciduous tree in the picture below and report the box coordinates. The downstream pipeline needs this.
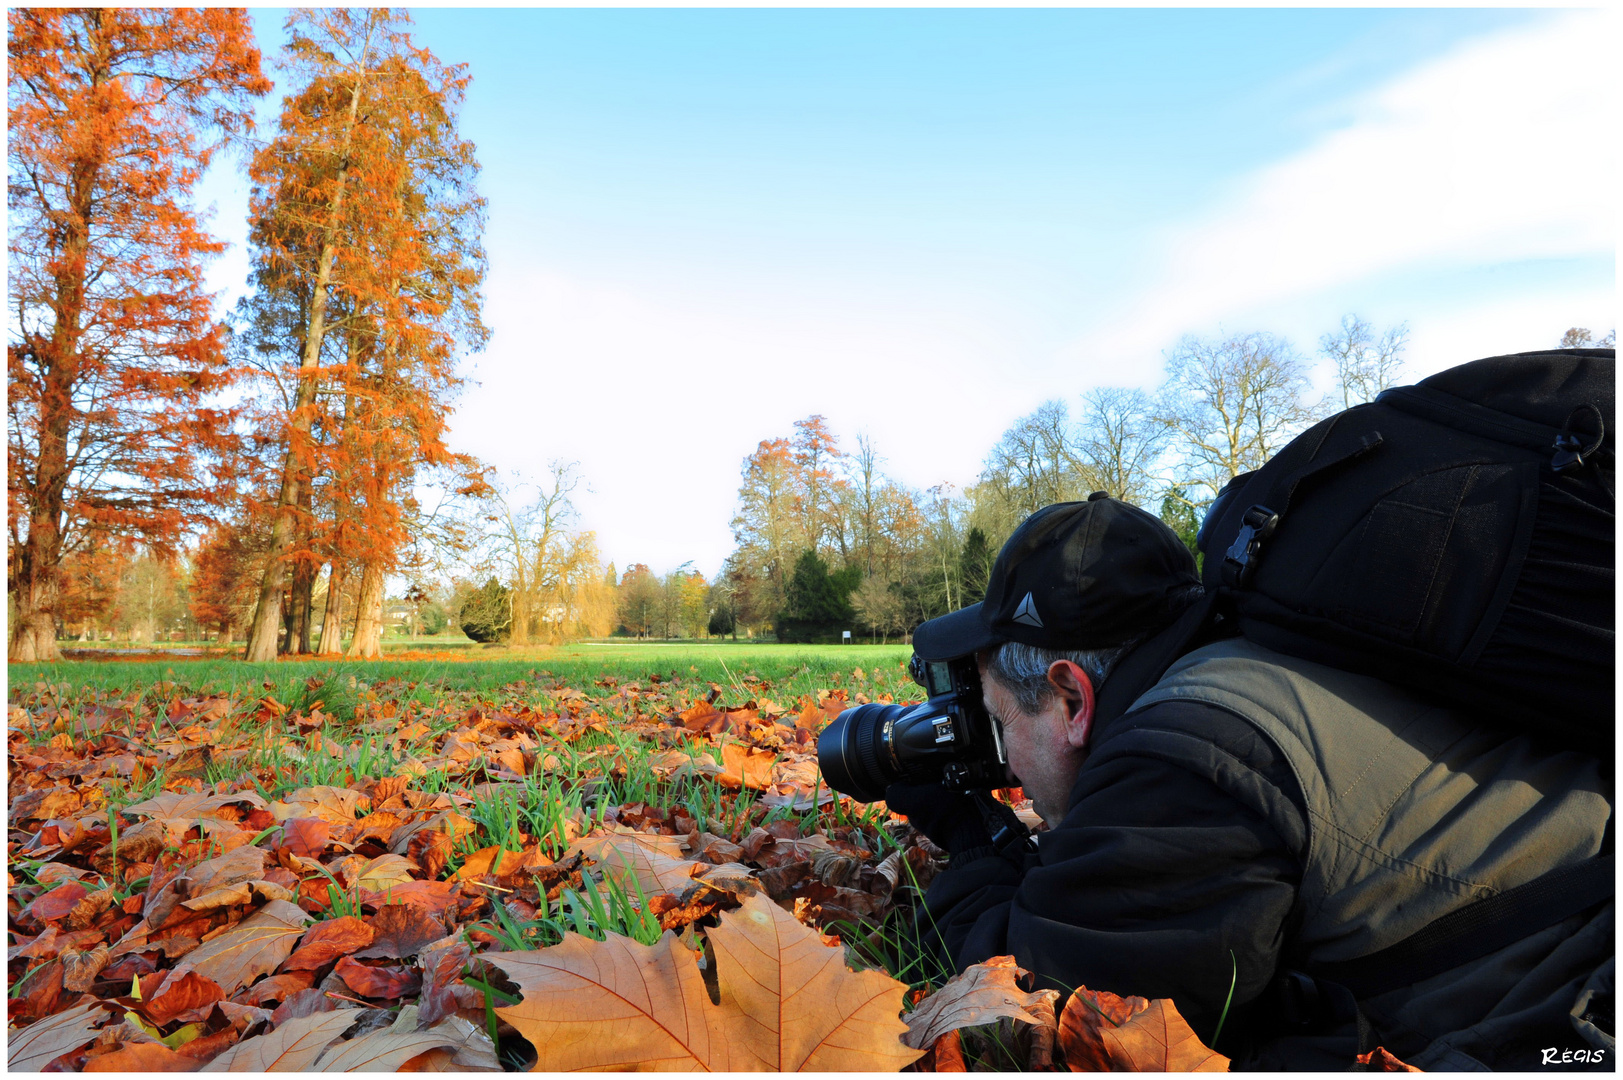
[1076,387,1165,509]
[1157,331,1319,508]
[483,462,580,647]
[1321,314,1408,409]
[852,574,907,644]
[972,400,1093,541]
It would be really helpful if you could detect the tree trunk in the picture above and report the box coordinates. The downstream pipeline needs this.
[9,531,62,662]
[281,477,316,655]
[346,562,384,659]
[509,586,530,647]
[316,564,346,654]
[244,66,370,663]
[9,147,94,663]
[287,558,315,655]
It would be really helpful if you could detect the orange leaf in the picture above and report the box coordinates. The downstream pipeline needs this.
[281,817,329,858]
[1058,984,1150,1071]
[490,889,923,1071]
[358,879,457,914]
[334,955,421,999]
[1357,1046,1424,1071]
[281,915,375,971]
[719,742,776,791]
[902,955,1059,1050]
[679,700,722,731]
[353,903,448,960]
[233,970,315,1006]
[140,969,226,1026]
[1059,986,1228,1072]
[450,844,547,883]
[182,899,308,994]
[933,1029,968,1072]
[27,881,88,922]
[83,1042,197,1072]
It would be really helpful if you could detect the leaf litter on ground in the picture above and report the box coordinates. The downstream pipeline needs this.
[9,659,1265,1071]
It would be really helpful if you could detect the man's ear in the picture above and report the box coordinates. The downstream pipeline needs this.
[1045,660,1095,749]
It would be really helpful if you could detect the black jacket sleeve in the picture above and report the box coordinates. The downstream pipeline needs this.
[920,699,1307,1048]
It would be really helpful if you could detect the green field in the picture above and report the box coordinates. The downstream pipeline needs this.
[7,641,917,703]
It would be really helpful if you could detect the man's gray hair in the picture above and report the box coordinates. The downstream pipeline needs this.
[985,583,1205,714]
[986,639,1140,715]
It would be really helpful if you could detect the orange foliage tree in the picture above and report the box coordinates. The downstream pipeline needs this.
[237,8,488,660]
[189,521,263,642]
[6,9,269,661]
[727,415,860,631]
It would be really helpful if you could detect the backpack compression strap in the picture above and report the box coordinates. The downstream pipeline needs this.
[1309,854,1615,999]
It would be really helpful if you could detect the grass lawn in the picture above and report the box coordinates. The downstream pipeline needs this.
[8,641,917,704]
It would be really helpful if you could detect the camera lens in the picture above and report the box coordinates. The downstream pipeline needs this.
[818,699,969,803]
[818,703,907,803]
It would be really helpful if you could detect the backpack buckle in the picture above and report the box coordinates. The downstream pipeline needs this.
[1276,970,1325,1029]
[1551,432,1587,473]
[1221,505,1280,589]
[1552,404,1605,473]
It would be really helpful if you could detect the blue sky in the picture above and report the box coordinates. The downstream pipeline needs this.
[200,8,1617,579]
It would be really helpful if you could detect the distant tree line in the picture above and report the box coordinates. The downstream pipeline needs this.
[712,318,1423,643]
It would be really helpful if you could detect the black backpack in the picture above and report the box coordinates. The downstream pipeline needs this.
[1195,348,1614,757]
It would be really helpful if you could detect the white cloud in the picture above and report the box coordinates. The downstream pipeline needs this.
[1078,9,1617,366]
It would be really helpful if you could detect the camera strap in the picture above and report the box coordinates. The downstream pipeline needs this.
[971,790,1038,857]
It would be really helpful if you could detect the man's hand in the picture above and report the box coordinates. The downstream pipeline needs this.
[883,780,993,853]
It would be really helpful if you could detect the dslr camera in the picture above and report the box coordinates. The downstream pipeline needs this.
[817,653,1013,803]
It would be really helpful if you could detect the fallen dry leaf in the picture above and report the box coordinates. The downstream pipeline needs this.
[182,898,310,993]
[199,1008,357,1071]
[1057,984,1149,1071]
[931,1029,969,1071]
[234,970,315,1006]
[1357,1046,1423,1071]
[707,890,921,1070]
[26,880,89,922]
[1058,986,1228,1072]
[141,969,227,1026]
[6,1001,107,1070]
[282,817,330,858]
[717,741,776,790]
[83,1040,200,1071]
[449,845,546,883]
[353,904,446,961]
[902,955,1060,1050]
[358,879,457,913]
[282,916,376,971]
[352,853,416,893]
[396,1014,501,1071]
[570,835,739,897]
[310,1015,460,1071]
[270,786,365,824]
[490,889,922,1071]
[61,943,111,992]
[334,955,421,999]
[122,790,266,823]
[489,930,720,1069]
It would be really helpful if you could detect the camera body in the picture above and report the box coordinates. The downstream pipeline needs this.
[816,653,1012,803]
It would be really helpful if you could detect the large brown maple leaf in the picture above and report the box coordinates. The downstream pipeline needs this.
[489,890,922,1071]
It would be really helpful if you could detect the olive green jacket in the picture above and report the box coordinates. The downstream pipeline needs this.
[1134,638,1612,1069]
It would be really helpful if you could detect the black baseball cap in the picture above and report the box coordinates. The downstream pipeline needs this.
[913,493,1200,661]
